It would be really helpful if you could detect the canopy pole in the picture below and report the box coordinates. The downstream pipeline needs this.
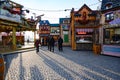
[12,27,17,50]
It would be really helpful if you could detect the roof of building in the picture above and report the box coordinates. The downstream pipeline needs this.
[78,4,92,12]
[101,0,120,11]
[39,20,50,26]
[109,18,120,25]
[71,4,99,16]
[59,18,70,24]
[50,24,59,27]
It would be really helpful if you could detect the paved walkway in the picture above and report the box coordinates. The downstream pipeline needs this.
[0,42,34,55]
[4,46,120,80]
[21,42,34,49]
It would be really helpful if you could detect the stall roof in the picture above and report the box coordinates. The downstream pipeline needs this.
[109,18,120,25]
[39,20,50,26]
[50,24,59,27]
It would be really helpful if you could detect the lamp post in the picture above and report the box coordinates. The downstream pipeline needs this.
[36,14,44,24]
[64,9,71,11]
[33,13,44,45]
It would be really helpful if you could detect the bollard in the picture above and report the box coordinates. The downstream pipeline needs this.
[0,54,5,80]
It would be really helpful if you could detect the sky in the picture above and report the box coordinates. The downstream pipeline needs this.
[11,0,101,23]
[10,0,101,40]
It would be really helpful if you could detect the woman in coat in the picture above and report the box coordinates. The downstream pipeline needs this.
[58,36,63,51]
[49,36,55,52]
[35,40,40,53]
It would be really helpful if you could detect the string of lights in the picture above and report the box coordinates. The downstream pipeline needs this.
[24,1,101,12]
[23,1,101,21]
[24,8,64,12]
[88,2,101,6]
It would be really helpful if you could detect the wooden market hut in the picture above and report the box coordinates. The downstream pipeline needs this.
[70,4,101,52]
[0,0,36,50]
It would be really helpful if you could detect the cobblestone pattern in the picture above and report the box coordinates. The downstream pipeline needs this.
[4,47,120,80]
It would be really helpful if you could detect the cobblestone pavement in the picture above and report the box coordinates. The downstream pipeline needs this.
[4,47,120,80]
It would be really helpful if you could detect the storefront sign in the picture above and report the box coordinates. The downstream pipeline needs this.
[77,32,86,34]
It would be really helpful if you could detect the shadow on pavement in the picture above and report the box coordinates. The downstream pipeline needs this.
[40,46,120,80]
[19,53,25,80]
[4,53,19,78]
[38,52,74,80]
[30,65,44,80]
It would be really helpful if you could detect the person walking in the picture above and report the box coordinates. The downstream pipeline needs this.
[58,36,63,51]
[42,38,44,46]
[46,36,50,50]
[27,39,29,44]
[49,36,55,52]
[35,40,40,53]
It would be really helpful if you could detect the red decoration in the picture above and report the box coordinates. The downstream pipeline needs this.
[82,12,87,21]
[78,32,86,35]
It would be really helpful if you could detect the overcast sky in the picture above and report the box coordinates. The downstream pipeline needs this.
[11,0,101,23]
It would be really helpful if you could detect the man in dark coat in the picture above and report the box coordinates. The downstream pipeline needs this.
[49,36,55,52]
[42,38,44,46]
[46,36,50,50]
[58,36,63,51]
[35,40,40,53]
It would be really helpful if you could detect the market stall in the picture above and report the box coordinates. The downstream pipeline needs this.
[102,18,120,57]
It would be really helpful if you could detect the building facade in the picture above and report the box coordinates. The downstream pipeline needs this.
[101,0,120,57]
[59,18,71,46]
[39,20,50,46]
[70,4,101,51]
[0,0,36,50]
[50,24,60,42]
[0,0,34,50]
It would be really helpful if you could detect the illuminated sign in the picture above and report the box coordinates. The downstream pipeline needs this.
[77,32,86,34]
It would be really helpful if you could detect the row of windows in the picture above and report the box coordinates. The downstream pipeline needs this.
[51,29,60,33]
[104,28,120,45]
[105,13,114,21]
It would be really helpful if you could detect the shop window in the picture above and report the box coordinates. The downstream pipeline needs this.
[112,34,120,41]
[75,29,93,43]
[56,29,60,33]
[62,25,69,30]
[105,30,110,39]
[51,29,55,33]
[63,20,70,24]
[104,28,120,45]
[51,29,59,33]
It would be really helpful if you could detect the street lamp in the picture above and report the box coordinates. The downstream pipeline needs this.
[64,9,71,11]
[32,13,44,44]
[36,14,44,23]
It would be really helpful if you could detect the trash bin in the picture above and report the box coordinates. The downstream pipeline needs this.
[0,54,5,80]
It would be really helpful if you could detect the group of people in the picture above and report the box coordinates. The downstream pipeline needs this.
[35,36,63,53]
[47,36,55,52]
[47,36,63,52]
